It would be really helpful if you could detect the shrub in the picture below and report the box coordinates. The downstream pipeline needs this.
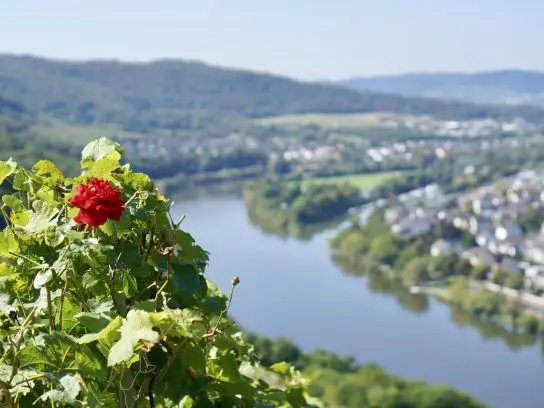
[0,138,311,407]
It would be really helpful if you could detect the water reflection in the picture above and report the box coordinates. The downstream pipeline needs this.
[245,203,346,241]
[448,306,538,351]
[334,253,543,354]
[335,257,430,314]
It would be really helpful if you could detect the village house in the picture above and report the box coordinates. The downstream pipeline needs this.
[391,218,432,240]
[430,239,461,257]
[384,205,410,226]
[523,236,544,264]
[495,220,523,241]
[461,247,496,267]
[524,265,544,291]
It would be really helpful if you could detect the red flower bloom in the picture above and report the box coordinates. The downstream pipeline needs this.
[69,178,126,227]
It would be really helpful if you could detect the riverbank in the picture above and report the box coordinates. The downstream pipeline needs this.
[243,179,367,238]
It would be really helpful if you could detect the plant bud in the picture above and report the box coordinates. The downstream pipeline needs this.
[232,276,240,286]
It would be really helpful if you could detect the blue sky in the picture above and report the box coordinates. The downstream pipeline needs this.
[1,0,543,79]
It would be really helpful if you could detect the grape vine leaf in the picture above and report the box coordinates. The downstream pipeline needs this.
[81,138,123,163]
[19,332,107,382]
[2,194,23,212]
[40,374,82,406]
[33,269,53,289]
[0,161,14,185]
[77,316,122,349]
[107,310,160,366]
[24,200,59,233]
[75,312,111,333]
[32,160,65,182]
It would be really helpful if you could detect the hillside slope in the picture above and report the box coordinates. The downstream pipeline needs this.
[338,70,544,106]
[2,55,544,133]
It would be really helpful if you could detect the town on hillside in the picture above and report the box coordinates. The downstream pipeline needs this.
[384,170,544,301]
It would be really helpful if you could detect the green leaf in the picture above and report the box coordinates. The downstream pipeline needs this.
[81,138,123,163]
[0,161,14,185]
[0,229,18,258]
[100,210,131,237]
[45,228,65,247]
[117,172,153,191]
[210,351,240,382]
[200,295,227,315]
[75,312,111,332]
[172,230,209,264]
[205,380,256,400]
[133,300,156,312]
[170,264,208,304]
[181,342,206,375]
[286,387,307,407]
[107,310,160,366]
[33,269,53,289]
[270,362,291,375]
[19,332,107,382]
[32,160,65,182]
[12,167,41,192]
[0,364,39,396]
[87,154,122,179]
[2,194,23,212]
[147,309,194,339]
[148,349,192,403]
[0,263,18,288]
[24,200,59,233]
[77,316,122,349]
[86,300,114,316]
[40,374,82,406]
[10,210,30,227]
[85,382,117,408]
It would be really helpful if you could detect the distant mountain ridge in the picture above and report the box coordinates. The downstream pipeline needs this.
[2,55,544,133]
[338,70,544,106]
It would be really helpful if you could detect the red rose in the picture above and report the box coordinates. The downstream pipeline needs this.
[69,178,126,227]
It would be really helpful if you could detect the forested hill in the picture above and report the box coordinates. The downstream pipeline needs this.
[0,96,34,131]
[2,54,544,132]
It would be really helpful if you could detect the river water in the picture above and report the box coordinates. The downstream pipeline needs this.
[171,193,544,408]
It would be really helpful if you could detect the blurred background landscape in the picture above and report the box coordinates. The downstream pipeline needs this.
[3,1,544,407]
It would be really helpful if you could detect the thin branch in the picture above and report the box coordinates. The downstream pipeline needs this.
[58,278,69,329]
[45,285,55,334]
[148,375,156,408]
[10,374,45,389]
[212,282,237,333]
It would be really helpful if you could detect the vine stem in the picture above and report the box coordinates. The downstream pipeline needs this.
[123,191,139,208]
[58,278,69,329]
[213,282,237,333]
[154,338,190,385]
[45,284,55,334]
[9,374,45,389]
[154,257,171,311]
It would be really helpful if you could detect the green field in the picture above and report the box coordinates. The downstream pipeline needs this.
[29,118,162,146]
[256,112,435,128]
[302,171,405,189]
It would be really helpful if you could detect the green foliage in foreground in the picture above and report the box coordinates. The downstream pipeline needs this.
[0,138,313,407]
[246,335,488,408]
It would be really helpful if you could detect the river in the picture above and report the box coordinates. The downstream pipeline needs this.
[170,193,544,408]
